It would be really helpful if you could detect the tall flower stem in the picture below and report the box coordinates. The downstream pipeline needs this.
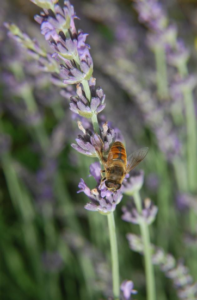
[178,64,197,194]
[82,79,91,101]
[91,113,100,134]
[154,46,169,99]
[133,191,156,300]
[107,212,120,300]
[82,79,120,297]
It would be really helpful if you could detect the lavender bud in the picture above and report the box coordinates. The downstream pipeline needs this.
[122,170,144,195]
[122,201,141,225]
[72,121,118,158]
[122,198,157,225]
[78,162,123,214]
[142,198,158,224]
[121,280,137,300]
[167,41,189,68]
[69,82,105,118]
[31,0,57,11]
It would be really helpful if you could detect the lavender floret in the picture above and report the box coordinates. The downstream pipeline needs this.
[121,280,137,300]
[78,162,122,214]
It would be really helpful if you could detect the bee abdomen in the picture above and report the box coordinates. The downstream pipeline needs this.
[110,142,127,163]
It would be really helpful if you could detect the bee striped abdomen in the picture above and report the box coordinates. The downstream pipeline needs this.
[110,141,127,164]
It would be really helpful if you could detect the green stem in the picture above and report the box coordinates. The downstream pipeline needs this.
[178,64,197,193]
[82,79,91,101]
[91,113,100,134]
[154,46,169,99]
[107,212,120,300]
[183,89,197,193]
[133,191,156,300]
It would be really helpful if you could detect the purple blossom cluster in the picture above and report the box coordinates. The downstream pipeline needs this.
[122,198,158,225]
[4,0,151,215]
[127,234,197,299]
[134,0,177,50]
[3,1,157,299]
[78,161,146,214]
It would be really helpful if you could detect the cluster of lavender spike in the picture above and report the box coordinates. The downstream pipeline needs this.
[127,234,197,300]
[5,0,148,216]
[4,1,160,298]
[134,0,196,94]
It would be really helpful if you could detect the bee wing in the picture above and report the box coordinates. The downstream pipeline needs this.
[126,147,149,173]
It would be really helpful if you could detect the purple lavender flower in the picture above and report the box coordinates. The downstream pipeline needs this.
[134,0,167,31]
[121,280,137,300]
[121,170,144,195]
[69,78,105,118]
[71,121,120,158]
[127,234,197,299]
[122,198,158,225]
[166,40,189,69]
[78,162,122,214]
[35,1,93,84]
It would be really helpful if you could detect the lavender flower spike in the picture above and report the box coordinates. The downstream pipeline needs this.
[35,1,93,84]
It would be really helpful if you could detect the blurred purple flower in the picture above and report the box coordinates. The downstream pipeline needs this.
[122,170,144,195]
[121,280,137,300]
[122,198,158,225]
[166,40,189,68]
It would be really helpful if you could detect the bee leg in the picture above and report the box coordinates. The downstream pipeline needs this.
[101,177,106,182]
[100,169,106,179]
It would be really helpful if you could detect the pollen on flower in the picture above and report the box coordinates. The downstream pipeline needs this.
[91,188,99,196]
[77,121,86,134]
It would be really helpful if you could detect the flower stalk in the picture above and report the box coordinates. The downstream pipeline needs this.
[178,64,197,194]
[133,191,156,300]
[107,212,120,300]
[154,46,169,99]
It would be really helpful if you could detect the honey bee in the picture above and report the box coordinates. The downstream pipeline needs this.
[97,141,148,192]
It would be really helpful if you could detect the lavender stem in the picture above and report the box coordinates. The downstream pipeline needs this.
[82,79,91,101]
[154,46,169,99]
[177,63,197,193]
[133,191,156,300]
[91,113,100,134]
[107,212,120,300]
[184,89,197,192]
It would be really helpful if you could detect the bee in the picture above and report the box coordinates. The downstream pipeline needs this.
[97,141,148,192]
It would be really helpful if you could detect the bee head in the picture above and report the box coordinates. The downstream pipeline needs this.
[105,180,121,192]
